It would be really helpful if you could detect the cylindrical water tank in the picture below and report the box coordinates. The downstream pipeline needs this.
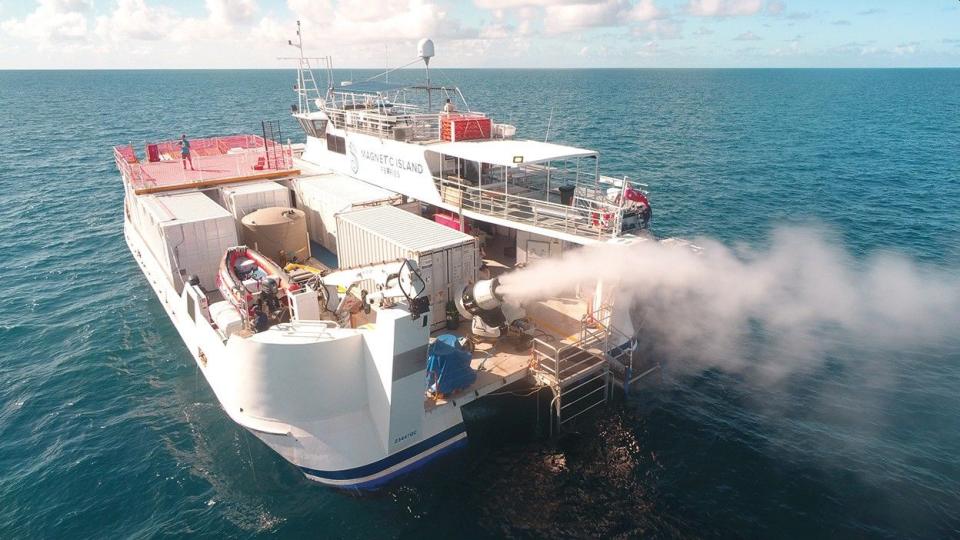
[240,207,309,264]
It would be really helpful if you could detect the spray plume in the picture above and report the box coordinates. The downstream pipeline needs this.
[498,227,960,381]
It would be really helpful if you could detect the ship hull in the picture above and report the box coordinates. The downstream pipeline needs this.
[123,212,467,490]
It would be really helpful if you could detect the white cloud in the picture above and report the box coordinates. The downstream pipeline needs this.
[628,0,663,21]
[94,0,178,42]
[207,0,258,26]
[543,0,623,33]
[893,42,918,55]
[292,0,473,43]
[474,0,590,8]
[636,40,658,56]
[768,33,800,56]
[686,0,763,17]
[540,0,664,34]
[0,0,479,66]
[733,30,761,40]
[633,18,682,40]
[473,0,664,35]
[1,0,92,46]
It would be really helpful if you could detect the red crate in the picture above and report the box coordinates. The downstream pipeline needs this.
[433,212,469,233]
[441,116,492,142]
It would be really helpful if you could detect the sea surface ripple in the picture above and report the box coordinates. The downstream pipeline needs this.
[0,68,958,538]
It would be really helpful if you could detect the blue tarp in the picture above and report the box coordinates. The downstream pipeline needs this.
[426,334,476,396]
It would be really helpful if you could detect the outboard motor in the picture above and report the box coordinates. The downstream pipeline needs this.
[455,278,507,339]
[259,277,282,315]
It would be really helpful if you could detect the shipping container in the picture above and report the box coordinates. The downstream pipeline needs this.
[336,205,479,330]
[292,174,401,255]
[220,181,291,221]
[135,192,238,292]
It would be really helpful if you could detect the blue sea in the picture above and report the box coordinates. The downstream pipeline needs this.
[1,68,959,538]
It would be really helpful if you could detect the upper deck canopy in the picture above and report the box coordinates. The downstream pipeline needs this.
[428,139,597,168]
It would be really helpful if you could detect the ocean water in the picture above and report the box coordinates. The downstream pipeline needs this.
[1,68,959,538]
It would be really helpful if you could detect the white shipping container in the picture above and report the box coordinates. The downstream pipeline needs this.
[136,192,238,292]
[293,174,401,255]
[336,205,479,330]
[220,181,291,221]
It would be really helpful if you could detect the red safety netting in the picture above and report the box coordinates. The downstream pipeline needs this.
[151,135,268,159]
[114,134,292,191]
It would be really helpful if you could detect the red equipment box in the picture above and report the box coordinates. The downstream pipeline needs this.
[433,212,469,233]
[441,115,492,142]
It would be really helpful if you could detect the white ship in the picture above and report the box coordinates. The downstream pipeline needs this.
[115,27,658,490]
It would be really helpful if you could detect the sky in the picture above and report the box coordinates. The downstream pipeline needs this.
[0,0,958,69]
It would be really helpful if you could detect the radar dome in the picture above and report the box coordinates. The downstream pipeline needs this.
[418,38,435,61]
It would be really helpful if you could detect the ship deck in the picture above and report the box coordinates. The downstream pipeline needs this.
[424,323,534,413]
[114,135,300,195]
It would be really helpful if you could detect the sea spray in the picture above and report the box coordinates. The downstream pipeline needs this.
[499,227,960,381]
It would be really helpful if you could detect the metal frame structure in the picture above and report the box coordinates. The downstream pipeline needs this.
[432,155,630,240]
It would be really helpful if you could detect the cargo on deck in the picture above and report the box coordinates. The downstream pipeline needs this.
[336,205,479,330]
[133,191,238,291]
[221,181,291,221]
[292,173,402,255]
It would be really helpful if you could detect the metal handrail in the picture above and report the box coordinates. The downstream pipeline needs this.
[435,176,623,240]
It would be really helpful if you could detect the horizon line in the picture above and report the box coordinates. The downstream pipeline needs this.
[2,66,960,71]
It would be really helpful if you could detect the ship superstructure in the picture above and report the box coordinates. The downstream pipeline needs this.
[115,28,660,490]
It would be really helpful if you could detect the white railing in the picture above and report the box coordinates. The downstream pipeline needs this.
[434,176,624,240]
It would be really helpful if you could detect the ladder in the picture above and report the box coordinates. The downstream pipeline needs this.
[260,120,288,170]
[532,325,610,435]
[531,301,662,434]
[297,57,324,112]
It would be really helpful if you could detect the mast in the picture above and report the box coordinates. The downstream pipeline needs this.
[280,21,329,115]
[418,39,435,111]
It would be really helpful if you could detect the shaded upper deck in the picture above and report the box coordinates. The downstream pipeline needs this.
[426,139,650,242]
[114,135,300,194]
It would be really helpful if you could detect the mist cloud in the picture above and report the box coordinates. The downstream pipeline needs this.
[499,227,960,382]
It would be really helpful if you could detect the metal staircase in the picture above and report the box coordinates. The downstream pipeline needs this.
[531,302,661,434]
[532,307,612,434]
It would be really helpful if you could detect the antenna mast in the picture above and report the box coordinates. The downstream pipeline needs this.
[418,38,435,111]
[279,20,331,114]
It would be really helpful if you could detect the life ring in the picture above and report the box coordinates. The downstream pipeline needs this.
[592,211,613,228]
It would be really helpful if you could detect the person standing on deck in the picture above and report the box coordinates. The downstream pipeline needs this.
[179,134,194,170]
[443,98,456,114]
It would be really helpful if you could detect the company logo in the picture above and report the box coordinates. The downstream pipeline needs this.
[348,141,359,174]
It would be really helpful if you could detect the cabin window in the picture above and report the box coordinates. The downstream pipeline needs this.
[326,134,346,154]
[186,294,196,322]
[459,159,480,185]
[311,119,328,136]
[298,117,328,138]
[442,156,479,186]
